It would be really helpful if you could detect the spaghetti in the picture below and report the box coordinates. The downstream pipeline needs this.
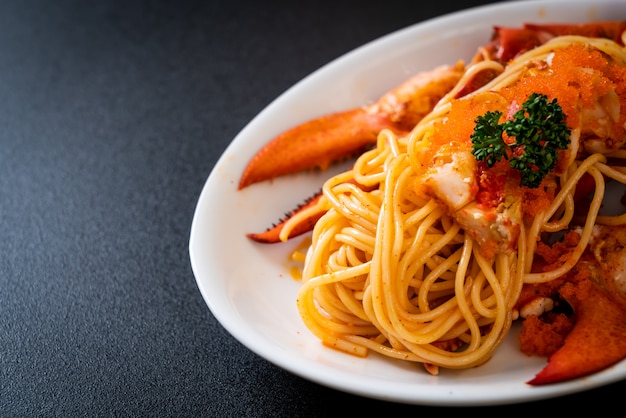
[287,35,626,373]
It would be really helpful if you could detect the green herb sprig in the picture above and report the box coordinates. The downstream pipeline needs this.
[471,93,571,188]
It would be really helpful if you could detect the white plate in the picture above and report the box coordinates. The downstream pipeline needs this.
[190,0,626,406]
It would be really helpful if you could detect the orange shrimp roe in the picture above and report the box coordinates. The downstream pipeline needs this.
[420,98,486,164]
[519,312,574,357]
[421,43,626,214]
[504,43,626,138]
[522,181,556,217]
[516,230,585,357]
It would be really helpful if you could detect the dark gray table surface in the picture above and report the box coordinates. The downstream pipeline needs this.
[2,0,625,415]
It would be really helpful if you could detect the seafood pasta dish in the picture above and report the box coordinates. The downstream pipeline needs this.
[238,22,626,385]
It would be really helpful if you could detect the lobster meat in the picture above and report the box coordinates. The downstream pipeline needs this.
[237,21,626,385]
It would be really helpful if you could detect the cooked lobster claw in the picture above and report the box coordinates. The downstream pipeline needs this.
[238,109,395,190]
[527,278,626,385]
[521,224,626,385]
[245,191,323,243]
[247,178,378,243]
[238,61,467,190]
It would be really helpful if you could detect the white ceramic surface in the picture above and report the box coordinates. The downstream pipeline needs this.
[189,0,626,406]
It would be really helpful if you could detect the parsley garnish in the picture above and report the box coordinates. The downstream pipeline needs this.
[470,93,571,188]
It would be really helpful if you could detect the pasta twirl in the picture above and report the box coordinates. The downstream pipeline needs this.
[289,35,626,374]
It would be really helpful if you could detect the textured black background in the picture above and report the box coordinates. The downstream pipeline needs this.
[1,0,624,416]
